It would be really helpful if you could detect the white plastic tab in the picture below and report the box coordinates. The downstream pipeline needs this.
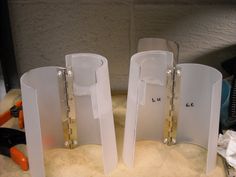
[123,51,222,174]
[21,53,117,176]
[73,84,98,118]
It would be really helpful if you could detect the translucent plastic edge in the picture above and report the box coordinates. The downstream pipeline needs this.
[21,73,46,177]
[206,78,222,174]
[123,50,174,167]
[123,57,141,167]
[97,59,118,174]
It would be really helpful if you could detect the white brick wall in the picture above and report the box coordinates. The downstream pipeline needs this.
[8,0,236,90]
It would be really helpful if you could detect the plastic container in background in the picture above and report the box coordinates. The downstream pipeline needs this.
[21,53,117,177]
[123,50,222,174]
[138,38,179,64]
[220,80,231,129]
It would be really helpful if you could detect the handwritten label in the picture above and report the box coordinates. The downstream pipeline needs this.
[152,97,161,102]
[186,102,194,107]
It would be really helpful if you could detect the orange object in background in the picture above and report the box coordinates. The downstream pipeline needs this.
[0,110,11,126]
[18,110,24,129]
[0,128,28,171]
[0,100,24,128]
[10,147,29,171]
[0,100,27,170]
[15,100,22,107]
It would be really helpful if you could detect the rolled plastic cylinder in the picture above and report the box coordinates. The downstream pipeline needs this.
[21,53,117,177]
[123,50,222,174]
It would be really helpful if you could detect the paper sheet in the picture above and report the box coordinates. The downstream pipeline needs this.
[218,130,236,169]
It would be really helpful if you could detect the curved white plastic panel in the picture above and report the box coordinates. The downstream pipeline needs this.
[123,51,222,174]
[21,54,117,176]
[123,51,174,167]
[20,86,45,177]
[176,63,222,173]
[66,53,117,174]
[21,67,64,148]
[21,67,64,177]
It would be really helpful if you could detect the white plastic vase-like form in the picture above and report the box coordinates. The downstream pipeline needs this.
[123,50,222,174]
[137,38,179,64]
[21,53,117,177]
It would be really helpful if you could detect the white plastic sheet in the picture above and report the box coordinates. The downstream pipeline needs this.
[123,50,222,174]
[218,130,236,169]
[21,53,117,177]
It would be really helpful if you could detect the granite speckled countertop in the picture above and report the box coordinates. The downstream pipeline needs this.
[0,90,226,177]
